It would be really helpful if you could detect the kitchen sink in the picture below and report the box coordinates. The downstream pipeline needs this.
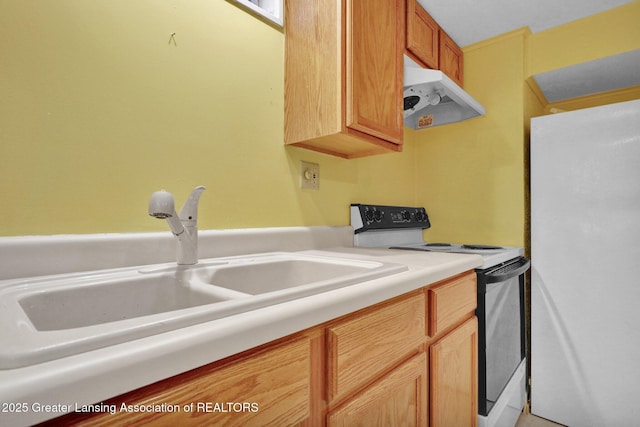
[18,275,225,331]
[195,254,392,294]
[0,252,406,369]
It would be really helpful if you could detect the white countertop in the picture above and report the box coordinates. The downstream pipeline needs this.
[0,229,482,426]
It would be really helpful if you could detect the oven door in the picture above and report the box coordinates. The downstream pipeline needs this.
[476,256,530,416]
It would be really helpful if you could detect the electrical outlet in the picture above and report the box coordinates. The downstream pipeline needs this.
[300,161,319,190]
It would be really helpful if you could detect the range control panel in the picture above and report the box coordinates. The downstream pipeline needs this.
[350,204,430,233]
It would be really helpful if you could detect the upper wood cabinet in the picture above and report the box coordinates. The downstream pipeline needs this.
[439,29,464,87]
[405,0,464,87]
[406,0,439,69]
[284,0,404,159]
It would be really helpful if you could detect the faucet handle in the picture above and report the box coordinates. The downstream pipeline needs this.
[179,186,206,226]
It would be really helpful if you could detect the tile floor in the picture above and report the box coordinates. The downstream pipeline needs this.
[515,412,565,427]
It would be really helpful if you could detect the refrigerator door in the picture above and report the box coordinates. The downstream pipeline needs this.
[530,99,640,426]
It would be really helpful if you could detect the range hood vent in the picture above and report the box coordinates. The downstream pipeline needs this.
[403,55,485,129]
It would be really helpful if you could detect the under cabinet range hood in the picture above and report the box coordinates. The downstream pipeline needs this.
[403,55,485,129]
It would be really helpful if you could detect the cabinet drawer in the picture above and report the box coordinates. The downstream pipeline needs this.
[327,292,426,402]
[428,272,476,337]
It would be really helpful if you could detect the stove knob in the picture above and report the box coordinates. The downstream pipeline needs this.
[402,210,411,221]
[415,211,424,221]
[365,209,375,223]
[374,209,383,222]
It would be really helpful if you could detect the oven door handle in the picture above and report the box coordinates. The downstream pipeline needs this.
[484,256,530,283]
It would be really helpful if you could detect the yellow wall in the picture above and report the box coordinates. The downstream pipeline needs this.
[3,1,638,240]
[528,1,640,76]
[527,1,640,113]
[413,30,529,247]
[411,2,640,247]
[0,0,416,236]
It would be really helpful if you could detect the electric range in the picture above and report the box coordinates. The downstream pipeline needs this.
[350,203,523,268]
[350,203,529,427]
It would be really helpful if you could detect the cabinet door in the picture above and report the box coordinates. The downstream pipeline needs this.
[327,352,428,427]
[327,292,426,402]
[430,317,478,427]
[439,29,464,87]
[345,0,403,145]
[61,336,312,427]
[406,0,439,69]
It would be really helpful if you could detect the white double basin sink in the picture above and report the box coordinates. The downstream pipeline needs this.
[0,252,407,369]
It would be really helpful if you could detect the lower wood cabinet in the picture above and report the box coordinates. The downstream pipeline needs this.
[42,335,313,427]
[430,317,478,427]
[428,271,477,337]
[326,291,426,402]
[327,352,428,427]
[44,271,477,427]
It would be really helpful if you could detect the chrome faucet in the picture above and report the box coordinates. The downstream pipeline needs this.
[148,186,206,265]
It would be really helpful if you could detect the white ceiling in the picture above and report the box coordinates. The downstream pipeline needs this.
[533,49,640,102]
[416,0,639,103]
[416,0,635,48]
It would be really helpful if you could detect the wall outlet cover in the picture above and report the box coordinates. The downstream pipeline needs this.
[300,161,319,190]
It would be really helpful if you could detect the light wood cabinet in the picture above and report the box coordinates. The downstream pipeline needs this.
[428,271,476,337]
[284,0,466,158]
[405,0,464,87]
[406,0,439,69]
[327,352,428,427]
[325,272,477,427]
[439,29,464,87]
[47,272,477,427]
[427,272,478,427]
[326,291,425,402]
[430,317,478,427]
[45,335,314,427]
[284,0,404,159]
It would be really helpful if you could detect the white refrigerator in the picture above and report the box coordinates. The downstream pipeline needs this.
[530,99,640,426]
